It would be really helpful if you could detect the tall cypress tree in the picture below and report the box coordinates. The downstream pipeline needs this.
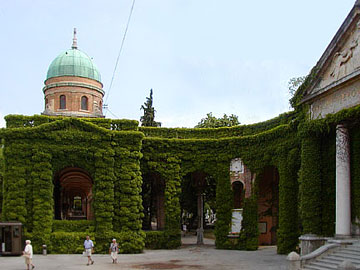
[140,89,161,127]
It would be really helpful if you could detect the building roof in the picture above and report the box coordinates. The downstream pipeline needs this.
[46,48,101,83]
[301,1,360,103]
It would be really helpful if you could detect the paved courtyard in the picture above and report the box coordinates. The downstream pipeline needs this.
[0,237,289,270]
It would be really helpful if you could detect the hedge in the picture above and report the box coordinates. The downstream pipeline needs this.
[52,220,95,232]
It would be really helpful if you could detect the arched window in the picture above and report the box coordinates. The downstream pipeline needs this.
[81,96,88,110]
[99,101,102,113]
[60,95,66,109]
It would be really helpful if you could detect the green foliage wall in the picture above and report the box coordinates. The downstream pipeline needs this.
[140,111,296,139]
[351,126,360,224]
[297,105,360,237]
[0,147,4,218]
[31,150,53,253]
[0,117,145,254]
[141,121,300,254]
[320,133,336,236]
[277,148,300,253]
[0,110,321,255]
[299,136,322,235]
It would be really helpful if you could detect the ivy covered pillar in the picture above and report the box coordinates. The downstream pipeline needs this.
[299,136,322,234]
[299,135,324,255]
[113,144,145,253]
[163,158,181,248]
[277,148,300,254]
[214,165,232,249]
[31,149,53,253]
[94,148,115,251]
[2,143,29,225]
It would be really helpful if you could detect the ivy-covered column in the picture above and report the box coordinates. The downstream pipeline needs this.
[299,136,322,235]
[162,158,181,248]
[94,148,115,251]
[214,164,232,249]
[277,148,300,254]
[31,149,53,253]
[114,145,145,253]
[2,143,29,225]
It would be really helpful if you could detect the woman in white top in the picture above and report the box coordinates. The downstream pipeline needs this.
[23,240,35,270]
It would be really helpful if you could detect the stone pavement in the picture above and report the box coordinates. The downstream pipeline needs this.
[0,236,289,270]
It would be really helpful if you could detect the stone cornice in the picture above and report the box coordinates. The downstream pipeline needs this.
[43,81,105,96]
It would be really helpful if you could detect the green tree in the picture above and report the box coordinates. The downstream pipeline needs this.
[140,89,161,127]
[195,112,240,128]
[288,76,306,97]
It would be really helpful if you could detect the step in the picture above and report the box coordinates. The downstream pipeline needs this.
[337,249,360,256]
[343,246,360,253]
[303,265,333,270]
[316,258,341,267]
[307,261,337,269]
[331,253,360,263]
[319,256,343,264]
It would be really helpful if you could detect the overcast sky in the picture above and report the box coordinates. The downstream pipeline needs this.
[0,0,356,128]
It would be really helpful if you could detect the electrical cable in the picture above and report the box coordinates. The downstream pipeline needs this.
[104,0,136,116]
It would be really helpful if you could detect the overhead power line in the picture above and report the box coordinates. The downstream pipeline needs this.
[104,0,136,116]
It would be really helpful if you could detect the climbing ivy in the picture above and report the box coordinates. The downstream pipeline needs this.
[0,117,144,254]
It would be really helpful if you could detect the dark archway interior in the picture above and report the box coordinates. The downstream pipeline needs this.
[258,166,279,245]
[54,167,93,220]
[141,173,165,230]
[232,181,244,209]
[180,172,216,233]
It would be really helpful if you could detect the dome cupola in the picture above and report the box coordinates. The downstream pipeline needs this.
[42,29,105,118]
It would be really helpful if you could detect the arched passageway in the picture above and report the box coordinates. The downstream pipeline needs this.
[258,166,279,245]
[180,171,216,245]
[54,167,93,220]
[141,173,165,231]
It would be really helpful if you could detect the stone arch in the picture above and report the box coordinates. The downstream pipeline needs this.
[257,166,279,245]
[54,167,93,220]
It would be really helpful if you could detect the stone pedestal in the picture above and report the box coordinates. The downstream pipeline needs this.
[299,234,325,256]
[287,251,300,270]
[336,124,351,237]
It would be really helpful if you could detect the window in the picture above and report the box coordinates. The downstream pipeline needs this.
[81,96,88,110]
[60,95,66,109]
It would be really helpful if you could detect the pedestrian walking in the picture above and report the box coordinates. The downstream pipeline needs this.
[109,238,119,264]
[23,240,35,270]
[84,235,94,266]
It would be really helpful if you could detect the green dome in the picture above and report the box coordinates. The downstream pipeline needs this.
[46,48,101,83]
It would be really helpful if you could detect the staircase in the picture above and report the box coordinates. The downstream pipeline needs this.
[303,244,360,269]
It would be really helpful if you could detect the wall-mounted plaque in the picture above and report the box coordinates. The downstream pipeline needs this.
[258,222,267,234]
